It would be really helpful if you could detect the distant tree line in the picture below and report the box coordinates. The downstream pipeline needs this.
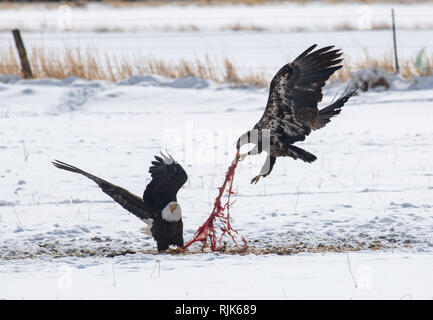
[0,0,200,2]
[0,0,229,2]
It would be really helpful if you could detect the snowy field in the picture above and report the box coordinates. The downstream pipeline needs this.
[2,2,433,33]
[1,1,433,300]
[0,74,432,299]
[1,1,433,79]
[2,29,433,76]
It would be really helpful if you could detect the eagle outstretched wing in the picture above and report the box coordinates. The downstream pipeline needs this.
[142,153,188,209]
[255,44,343,143]
[52,160,156,220]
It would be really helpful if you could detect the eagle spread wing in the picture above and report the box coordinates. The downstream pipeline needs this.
[255,44,343,144]
[52,160,156,220]
[142,154,188,209]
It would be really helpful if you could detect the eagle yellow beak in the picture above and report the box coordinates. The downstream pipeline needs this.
[169,204,177,213]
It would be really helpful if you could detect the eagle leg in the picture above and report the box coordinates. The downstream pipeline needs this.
[250,155,276,184]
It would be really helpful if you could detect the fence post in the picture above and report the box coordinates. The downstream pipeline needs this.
[391,8,399,74]
[12,29,33,79]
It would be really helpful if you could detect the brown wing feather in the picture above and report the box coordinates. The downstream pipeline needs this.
[52,160,156,220]
[255,44,343,143]
[316,86,356,130]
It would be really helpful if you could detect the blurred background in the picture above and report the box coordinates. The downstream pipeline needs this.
[1,0,432,87]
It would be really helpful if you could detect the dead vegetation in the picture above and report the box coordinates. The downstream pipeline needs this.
[0,236,411,260]
[220,23,267,32]
[0,46,431,88]
[2,0,433,10]
[97,0,433,8]
[3,22,433,34]
[0,46,270,87]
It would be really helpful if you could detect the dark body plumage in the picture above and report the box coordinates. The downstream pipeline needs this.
[52,154,187,252]
[237,44,356,183]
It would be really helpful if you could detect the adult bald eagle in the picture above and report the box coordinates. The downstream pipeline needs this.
[236,44,356,184]
[52,152,187,252]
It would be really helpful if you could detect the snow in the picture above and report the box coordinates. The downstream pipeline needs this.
[1,1,433,300]
[0,73,432,299]
[2,252,433,299]
[2,2,433,33]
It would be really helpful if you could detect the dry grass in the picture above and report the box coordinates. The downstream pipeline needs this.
[334,22,392,32]
[1,237,405,260]
[100,0,433,7]
[1,46,432,88]
[2,0,433,10]
[334,49,433,82]
[4,22,433,34]
[0,46,270,87]
[220,23,267,32]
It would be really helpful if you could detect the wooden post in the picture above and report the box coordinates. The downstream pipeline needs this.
[391,9,399,74]
[12,29,33,79]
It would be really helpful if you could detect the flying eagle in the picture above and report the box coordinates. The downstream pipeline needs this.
[236,44,356,184]
[52,152,187,252]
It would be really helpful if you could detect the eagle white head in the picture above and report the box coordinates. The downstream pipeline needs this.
[161,201,182,222]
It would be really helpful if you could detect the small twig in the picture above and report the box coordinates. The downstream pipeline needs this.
[12,208,23,227]
[0,104,9,118]
[294,187,300,212]
[112,263,116,288]
[346,252,358,288]
[353,155,363,172]
[22,140,31,162]
[151,259,161,278]
[31,192,40,206]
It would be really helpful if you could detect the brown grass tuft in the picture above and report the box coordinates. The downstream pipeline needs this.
[100,0,433,8]
[221,23,267,32]
[1,46,432,88]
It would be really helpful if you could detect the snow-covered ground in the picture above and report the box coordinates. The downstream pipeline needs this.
[1,1,433,300]
[0,73,432,299]
[2,251,433,299]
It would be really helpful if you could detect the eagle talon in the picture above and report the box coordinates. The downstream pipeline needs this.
[250,175,263,184]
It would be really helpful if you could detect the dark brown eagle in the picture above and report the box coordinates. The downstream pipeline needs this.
[52,152,187,252]
[236,44,356,184]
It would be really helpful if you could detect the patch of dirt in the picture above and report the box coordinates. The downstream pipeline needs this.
[0,236,414,260]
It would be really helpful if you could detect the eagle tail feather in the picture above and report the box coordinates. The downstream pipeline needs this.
[287,145,317,163]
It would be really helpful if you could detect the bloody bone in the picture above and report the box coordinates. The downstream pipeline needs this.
[183,150,247,252]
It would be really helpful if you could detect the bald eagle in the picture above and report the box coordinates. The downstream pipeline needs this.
[52,152,187,252]
[236,44,356,184]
